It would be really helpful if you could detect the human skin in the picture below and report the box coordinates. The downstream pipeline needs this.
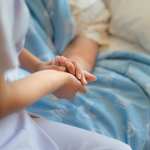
[19,48,96,85]
[18,48,96,98]
[0,70,85,118]
[63,35,99,72]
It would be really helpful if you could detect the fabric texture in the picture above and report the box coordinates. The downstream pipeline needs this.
[0,1,131,150]
[0,1,59,150]
[0,0,22,73]
[69,0,147,54]
[21,0,150,150]
[105,0,150,52]
[70,0,110,46]
[34,118,131,150]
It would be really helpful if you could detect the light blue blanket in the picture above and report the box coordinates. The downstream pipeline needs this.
[23,0,150,149]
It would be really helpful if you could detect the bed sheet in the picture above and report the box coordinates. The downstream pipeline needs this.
[100,35,145,53]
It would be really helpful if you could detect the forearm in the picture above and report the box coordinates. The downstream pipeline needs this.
[19,48,42,72]
[63,36,99,72]
[0,70,69,117]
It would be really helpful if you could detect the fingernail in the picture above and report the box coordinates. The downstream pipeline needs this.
[78,73,81,79]
[84,79,88,84]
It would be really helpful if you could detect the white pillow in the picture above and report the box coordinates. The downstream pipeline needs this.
[106,0,150,51]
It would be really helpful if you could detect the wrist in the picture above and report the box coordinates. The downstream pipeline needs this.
[19,48,44,73]
[65,55,91,71]
[34,61,45,72]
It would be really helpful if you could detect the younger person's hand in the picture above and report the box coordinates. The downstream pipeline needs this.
[36,63,67,72]
[36,56,96,85]
[53,73,86,99]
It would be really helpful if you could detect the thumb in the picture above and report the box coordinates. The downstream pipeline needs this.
[84,71,97,82]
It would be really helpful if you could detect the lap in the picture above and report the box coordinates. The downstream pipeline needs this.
[34,117,131,150]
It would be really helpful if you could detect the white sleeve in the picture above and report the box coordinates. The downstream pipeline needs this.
[70,0,110,46]
[0,1,19,74]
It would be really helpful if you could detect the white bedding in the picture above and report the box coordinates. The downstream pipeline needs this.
[70,0,150,54]
[99,35,146,53]
[106,0,150,53]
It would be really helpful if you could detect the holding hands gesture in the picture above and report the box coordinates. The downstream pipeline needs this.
[36,56,96,99]
[20,49,96,99]
[37,56,96,85]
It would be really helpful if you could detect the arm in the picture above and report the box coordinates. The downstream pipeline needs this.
[19,48,96,84]
[63,35,99,72]
[0,70,82,118]
[19,48,66,72]
[0,0,85,118]
[19,48,43,72]
[63,0,110,71]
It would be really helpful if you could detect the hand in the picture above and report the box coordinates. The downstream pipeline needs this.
[36,56,96,85]
[36,61,67,72]
[51,56,97,85]
[84,70,97,82]
[53,73,86,99]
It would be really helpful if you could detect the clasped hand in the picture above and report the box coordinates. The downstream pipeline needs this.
[36,56,96,99]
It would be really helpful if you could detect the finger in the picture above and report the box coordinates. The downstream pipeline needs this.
[73,62,87,85]
[60,57,75,75]
[72,61,81,79]
[80,70,87,85]
[84,71,97,82]
[47,65,66,71]
[66,61,76,75]
[56,56,71,73]
[81,71,88,85]
[55,56,62,66]
[49,59,56,65]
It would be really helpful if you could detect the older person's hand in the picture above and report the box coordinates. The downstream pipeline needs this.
[36,55,96,99]
[37,56,96,85]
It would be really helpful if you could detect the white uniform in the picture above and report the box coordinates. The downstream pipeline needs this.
[0,1,132,150]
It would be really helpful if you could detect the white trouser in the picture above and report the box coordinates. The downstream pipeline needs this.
[34,118,132,150]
